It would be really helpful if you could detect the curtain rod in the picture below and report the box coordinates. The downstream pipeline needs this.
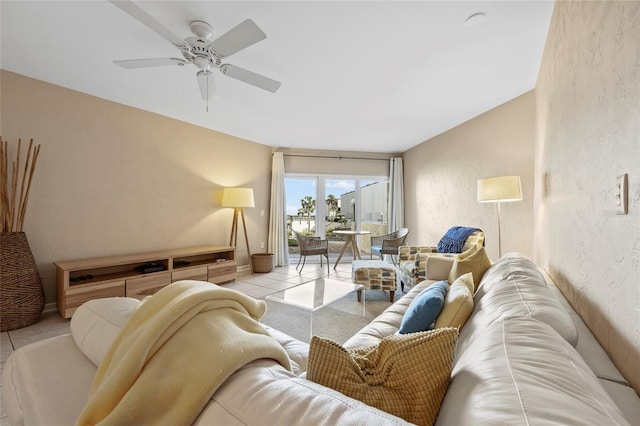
[279,153,390,161]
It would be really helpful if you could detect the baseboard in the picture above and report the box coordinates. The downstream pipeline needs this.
[237,264,251,273]
[43,302,57,314]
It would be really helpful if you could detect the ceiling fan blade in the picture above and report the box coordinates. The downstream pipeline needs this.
[208,19,266,58]
[220,65,281,93]
[114,58,187,69]
[197,70,216,101]
[109,0,185,48]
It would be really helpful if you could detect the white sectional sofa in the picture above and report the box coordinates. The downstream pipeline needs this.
[3,253,639,425]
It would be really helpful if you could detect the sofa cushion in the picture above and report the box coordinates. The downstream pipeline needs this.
[598,379,640,424]
[474,251,545,298]
[2,334,98,426]
[456,253,579,355]
[436,317,628,426]
[195,359,412,425]
[434,272,474,330]
[447,245,491,290]
[398,280,448,334]
[261,325,310,375]
[547,285,628,383]
[70,297,141,366]
[307,328,458,426]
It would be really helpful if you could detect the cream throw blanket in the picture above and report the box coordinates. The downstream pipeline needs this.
[76,280,291,426]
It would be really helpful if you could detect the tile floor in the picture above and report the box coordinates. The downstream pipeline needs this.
[0,260,362,424]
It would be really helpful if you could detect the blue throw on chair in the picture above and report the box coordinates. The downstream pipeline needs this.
[437,226,482,253]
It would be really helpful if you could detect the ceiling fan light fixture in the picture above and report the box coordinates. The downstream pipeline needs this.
[190,20,214,40]
[193,56,211,70]
[197,70,215,111]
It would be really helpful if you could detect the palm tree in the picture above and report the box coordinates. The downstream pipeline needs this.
[326,194,338,220]
[299,196,315,233]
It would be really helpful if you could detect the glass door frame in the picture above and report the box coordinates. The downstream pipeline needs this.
[285,173,389,238]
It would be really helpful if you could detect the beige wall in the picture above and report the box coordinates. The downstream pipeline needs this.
[535,1,640,392]
[403,91,535,261]
[0,70,273,303]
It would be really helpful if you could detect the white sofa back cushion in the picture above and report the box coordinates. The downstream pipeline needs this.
[70,297,141,366]
[437,317,629,426]
[456,253,578,355]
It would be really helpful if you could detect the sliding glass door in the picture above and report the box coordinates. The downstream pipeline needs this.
[359,179,388,254]
[286,174,388,263]
[286,177,317,236]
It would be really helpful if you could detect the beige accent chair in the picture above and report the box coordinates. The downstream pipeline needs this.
[397,229,484,291]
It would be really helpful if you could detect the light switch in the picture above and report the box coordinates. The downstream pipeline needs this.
[615,174,628,215]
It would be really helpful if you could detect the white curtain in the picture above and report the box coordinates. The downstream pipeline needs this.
[389,157,404,232]
[268,152,289,266]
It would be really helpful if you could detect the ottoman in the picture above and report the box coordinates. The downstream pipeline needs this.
[351,260,397,302]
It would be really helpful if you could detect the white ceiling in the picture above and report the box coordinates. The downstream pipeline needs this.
[1,1,554,153]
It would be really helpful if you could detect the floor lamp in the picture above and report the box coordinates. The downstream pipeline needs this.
[222,187,255,273]
[477,176,522,258]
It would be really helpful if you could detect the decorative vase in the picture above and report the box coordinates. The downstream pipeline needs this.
[0,232,45,331]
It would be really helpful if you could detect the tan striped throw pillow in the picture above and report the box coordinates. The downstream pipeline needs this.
[307,328,458,426]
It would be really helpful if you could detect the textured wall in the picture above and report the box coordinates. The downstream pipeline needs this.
[1,71,273,303]
[403,92,535,261]
[535,1,640,392]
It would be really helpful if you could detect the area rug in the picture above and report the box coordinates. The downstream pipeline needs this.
[261,289,398,344]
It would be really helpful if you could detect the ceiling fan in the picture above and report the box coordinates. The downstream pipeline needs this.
[109,0,281,107]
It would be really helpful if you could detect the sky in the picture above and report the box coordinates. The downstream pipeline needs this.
[285,178,355,216]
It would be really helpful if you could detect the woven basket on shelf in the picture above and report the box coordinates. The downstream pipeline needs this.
[0,232,45,331]
[251,253,274,273]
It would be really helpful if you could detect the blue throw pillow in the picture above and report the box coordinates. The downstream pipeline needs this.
[398,281,449,334]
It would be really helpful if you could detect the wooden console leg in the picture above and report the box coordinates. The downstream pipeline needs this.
[357,288,362,302]
[389,291,395,302]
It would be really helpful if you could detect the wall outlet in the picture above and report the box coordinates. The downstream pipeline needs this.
[615,173,628,215]
[260,242,265,249]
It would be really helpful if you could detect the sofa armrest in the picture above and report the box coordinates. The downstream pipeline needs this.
[425,256,455,281]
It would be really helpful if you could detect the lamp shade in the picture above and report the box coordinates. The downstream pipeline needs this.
[221,187,255,208]
[477,176,522,203]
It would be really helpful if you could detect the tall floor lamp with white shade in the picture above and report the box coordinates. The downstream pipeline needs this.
[477,176,522,258]
[222,187,255,273]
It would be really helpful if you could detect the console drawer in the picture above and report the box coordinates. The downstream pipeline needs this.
[208,261,237,283]
[126,272,171,300]
[172,266,208,282]
[64,279,125,318]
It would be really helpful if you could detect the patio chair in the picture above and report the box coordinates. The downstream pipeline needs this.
[370,228,409,265]
[294,231,330,274]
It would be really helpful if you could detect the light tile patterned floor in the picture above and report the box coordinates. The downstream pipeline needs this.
[0,261,361,423]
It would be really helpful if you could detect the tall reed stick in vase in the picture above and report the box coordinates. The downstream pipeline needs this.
[0,137,41,232]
